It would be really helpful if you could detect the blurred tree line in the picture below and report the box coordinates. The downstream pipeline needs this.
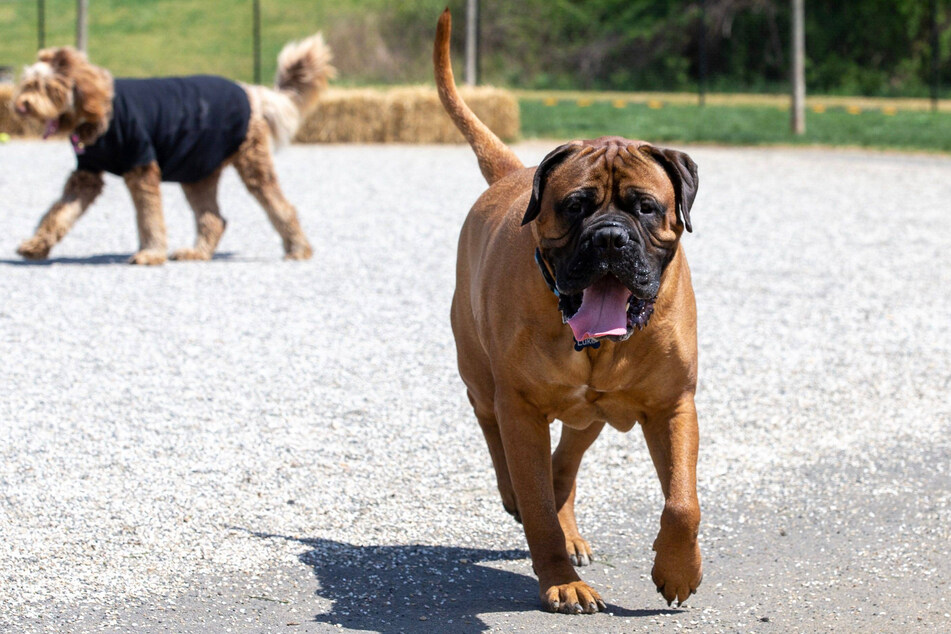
[335,0,950,96]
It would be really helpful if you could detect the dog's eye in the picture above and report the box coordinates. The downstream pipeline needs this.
[635,197,661,216]
[559,193,592,217]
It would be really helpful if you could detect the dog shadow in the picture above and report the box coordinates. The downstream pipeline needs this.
[0,252,238,266]
[245,531,676,632]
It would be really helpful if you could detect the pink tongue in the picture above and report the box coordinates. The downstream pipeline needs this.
[567,276,632,341]
[42,120,58,139]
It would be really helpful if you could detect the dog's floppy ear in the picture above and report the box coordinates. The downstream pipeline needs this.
[522,143,580,226]
[646,146,699,233]
[38,47,85,74]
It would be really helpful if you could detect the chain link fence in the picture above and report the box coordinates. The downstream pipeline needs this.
[1,0,949,102]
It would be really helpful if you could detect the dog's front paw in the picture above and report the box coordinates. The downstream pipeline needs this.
[17,236,52,260]
[129,249,167,266]
[541,580,606,614]
[170,248,211,261]
[651,534,702,606]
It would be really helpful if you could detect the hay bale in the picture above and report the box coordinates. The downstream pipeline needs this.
[295,85,519,144]
[383,85,519,144]
[294,88,388,143]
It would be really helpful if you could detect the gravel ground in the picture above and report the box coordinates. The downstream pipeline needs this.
[0,140,949,633]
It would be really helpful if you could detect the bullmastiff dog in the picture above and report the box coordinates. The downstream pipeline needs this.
[435,10,703,614]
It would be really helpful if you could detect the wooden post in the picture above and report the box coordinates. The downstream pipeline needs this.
[76,0,88,52]
[465,0,479,86]
[791,0,805,134]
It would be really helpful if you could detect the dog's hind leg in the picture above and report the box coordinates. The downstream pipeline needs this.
[123,162,167,265]
[172,169,226,261]
[552,422,605,567]
[233,119,312,260]
[17,170,104,260]
[473,402,519,522]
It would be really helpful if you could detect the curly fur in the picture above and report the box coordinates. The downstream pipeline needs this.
[12,34,332,264]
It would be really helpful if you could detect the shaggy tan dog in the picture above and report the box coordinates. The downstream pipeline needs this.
[11,36,334,264]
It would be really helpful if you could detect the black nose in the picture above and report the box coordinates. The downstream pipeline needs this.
[593,226,630,252]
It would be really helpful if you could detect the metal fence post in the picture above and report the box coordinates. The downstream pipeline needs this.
[253,0,262,84]
[465,0,479,86]
[38,0,45,49]
[791,0,806,134]
[699,0,707,107]
[932,0,940,113]
[76,0,88,52]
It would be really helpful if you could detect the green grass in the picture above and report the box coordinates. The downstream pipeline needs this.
[0,0,400,82]
[2,2,949,152]
[520,99,951,152]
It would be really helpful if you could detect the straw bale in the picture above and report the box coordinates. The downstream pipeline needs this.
[295,85,519,144]
[294,88,388,143]
[382,85,519,144]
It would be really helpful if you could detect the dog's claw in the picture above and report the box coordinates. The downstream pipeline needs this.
[543,580,604,615]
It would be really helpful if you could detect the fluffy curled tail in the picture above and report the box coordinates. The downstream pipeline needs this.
[253,33,336,148]
[433,8,522,185]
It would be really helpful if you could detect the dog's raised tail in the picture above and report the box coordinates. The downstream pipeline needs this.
[434,9,523,185]
[277,33,336,111]
[255,33,336,148]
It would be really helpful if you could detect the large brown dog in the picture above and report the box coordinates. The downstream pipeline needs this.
[435,10,702,614]
[11,35,334,264]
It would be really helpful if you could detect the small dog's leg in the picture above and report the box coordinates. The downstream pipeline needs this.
[642,398,702,606]
[233,121,312,260]
[17,170,103,260]
[173,169,225,261]
[552,422,605,567]
[123,163,167,266]
[497,394,606,614]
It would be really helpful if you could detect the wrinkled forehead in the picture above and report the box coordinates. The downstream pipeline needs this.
[550,139,674,202]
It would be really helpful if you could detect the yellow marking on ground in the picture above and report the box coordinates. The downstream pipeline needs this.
[577,98,593,107]
[647,100,663,109]
[882,106,897,116]
[612,99,627,109]
[514,90,951,113]
[812,104,827,113]
[543,97,558,107]
[847,105,862,115]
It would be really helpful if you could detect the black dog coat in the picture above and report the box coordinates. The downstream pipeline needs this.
[76,75,251,183]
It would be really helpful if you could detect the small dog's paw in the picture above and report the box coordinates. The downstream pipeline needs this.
[170,248,211,261]
[566,535,593,567]
[284,242,313,261]
[129,249,167,266]
[651,535,702,606]
[17,236,52,260]
[542,580,606,614]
